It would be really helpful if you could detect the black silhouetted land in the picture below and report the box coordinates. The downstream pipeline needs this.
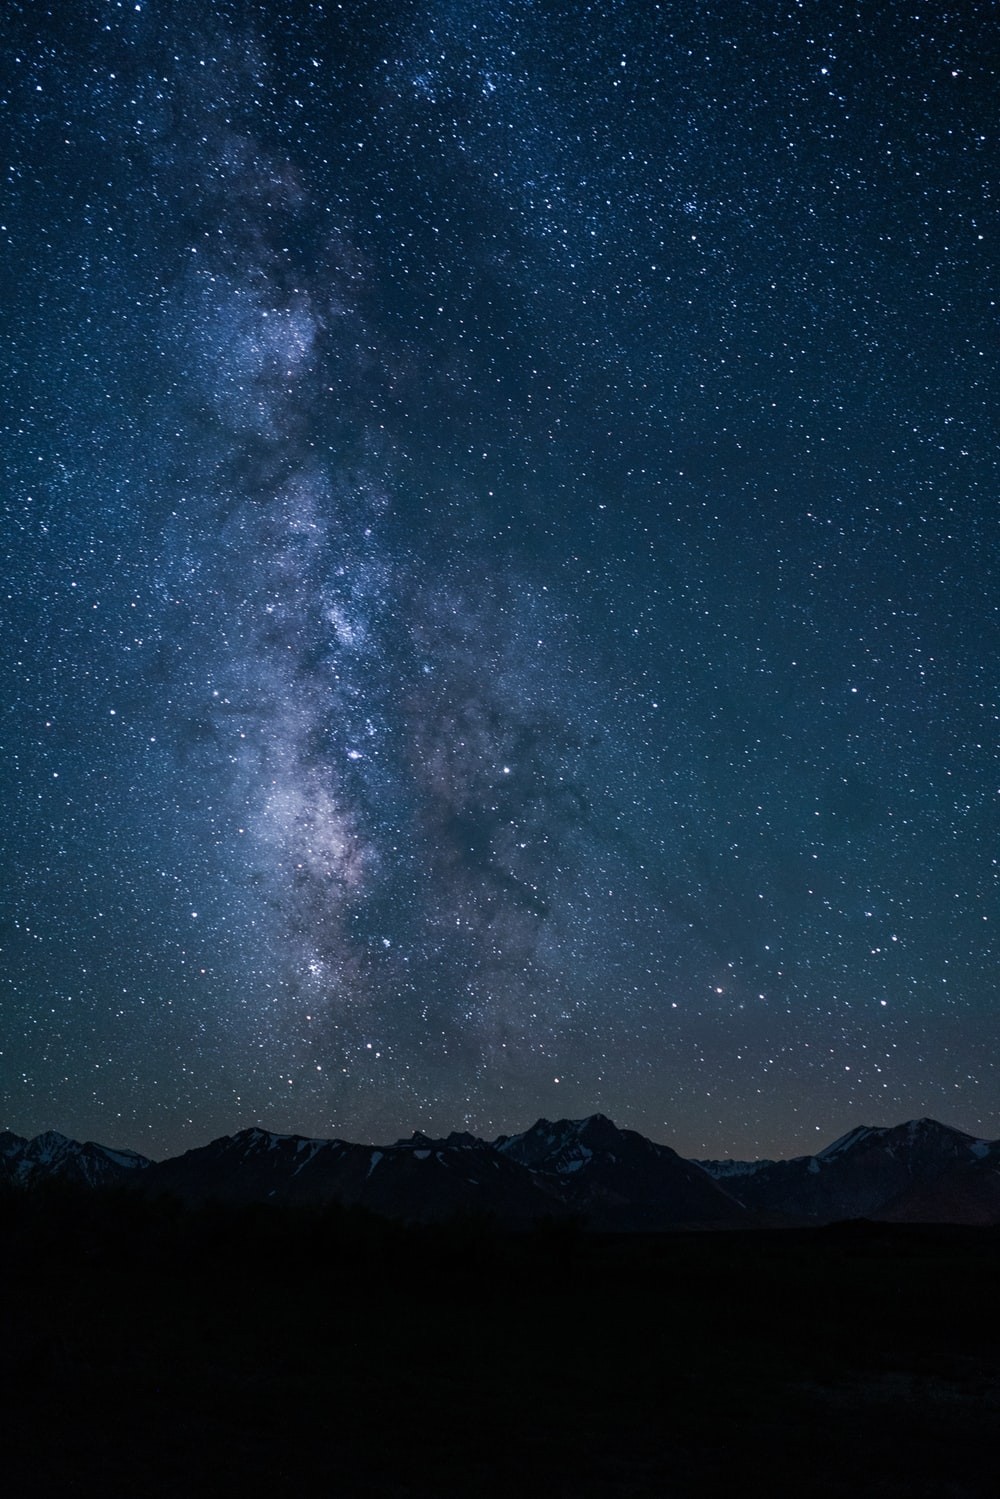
[1,1183,997,1497]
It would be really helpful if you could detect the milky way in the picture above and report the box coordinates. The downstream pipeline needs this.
[2,0,997,1156]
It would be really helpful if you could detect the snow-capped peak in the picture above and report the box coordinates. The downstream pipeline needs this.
[815,1125,884,1162]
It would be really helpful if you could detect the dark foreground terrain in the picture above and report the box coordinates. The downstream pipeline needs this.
[1,1185,997,1498]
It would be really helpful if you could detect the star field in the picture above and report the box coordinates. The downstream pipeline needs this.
[1,0,997,1158]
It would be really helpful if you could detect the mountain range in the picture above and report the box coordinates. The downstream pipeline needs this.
[2,1114,998,1228]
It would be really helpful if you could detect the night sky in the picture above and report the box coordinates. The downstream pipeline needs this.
[2,0,997,1161]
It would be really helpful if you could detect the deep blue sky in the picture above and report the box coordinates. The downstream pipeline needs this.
[2,0,997,1158]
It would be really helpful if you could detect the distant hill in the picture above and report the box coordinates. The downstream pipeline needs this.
[0,1129,150,1189]
[495,1113,747,1228]
[4,1114,997,1227]
[698,1117,998,1225]
[139,1126,560,1225]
